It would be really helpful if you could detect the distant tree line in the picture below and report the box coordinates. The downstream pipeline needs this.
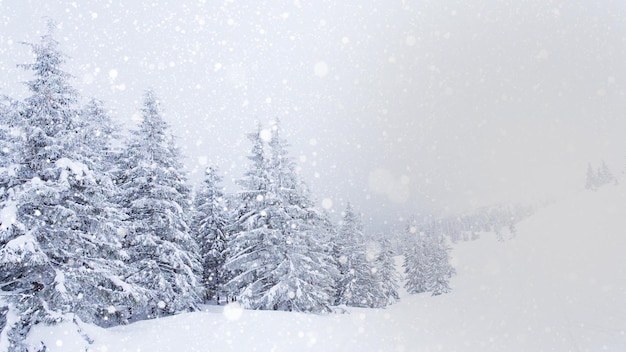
[396,200,538,296]
[585,160,617,191]
[0,24,458,350]
[398,202,535,249]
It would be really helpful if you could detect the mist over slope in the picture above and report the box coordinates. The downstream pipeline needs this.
[25,185,626,351]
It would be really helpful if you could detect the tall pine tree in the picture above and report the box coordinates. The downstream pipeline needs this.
[585,163,597,191]
[335,203,380,307]
[404,223,455,296]
[373,237,400,307]
[597,160,616,186]
[223,124,271,305]
[191,166,231,303]
[427,231,455,296]
[0,24,136,349]
[225,122,337,312]
[403,231,430,294]
[116,90,201,319]
[263,122,337,312]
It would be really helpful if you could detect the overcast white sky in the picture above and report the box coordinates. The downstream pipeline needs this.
[1,0,626,233]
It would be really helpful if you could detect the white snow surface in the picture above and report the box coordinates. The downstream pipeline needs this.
[25,186,626,351]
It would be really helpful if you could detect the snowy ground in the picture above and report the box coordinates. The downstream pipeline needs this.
[26,185,626,351]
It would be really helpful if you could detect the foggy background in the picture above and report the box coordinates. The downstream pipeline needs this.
[1,0,625,234]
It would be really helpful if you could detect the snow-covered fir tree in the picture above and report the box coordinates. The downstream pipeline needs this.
[404,223,455,296]
[223,123,271,304]
[191,166,231,303]
[0,25,137,349]
[597,160,616,186]
[264,122,337,312]
[225,122,337,312]
[373,237,400,307]
[335,203,381,307]
[586,160,617,191]
[403,219,431,294]
[116,90,201,319]
[403,231,430,294]
[427,231,456,296]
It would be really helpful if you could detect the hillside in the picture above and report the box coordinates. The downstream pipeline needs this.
[25,185,626,351]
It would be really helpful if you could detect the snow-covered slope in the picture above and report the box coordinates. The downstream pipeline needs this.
[25,186,626,351]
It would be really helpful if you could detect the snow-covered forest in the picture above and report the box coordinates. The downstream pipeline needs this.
[0,26,451,350]
[2,1,626,351]
[19,183,624,351]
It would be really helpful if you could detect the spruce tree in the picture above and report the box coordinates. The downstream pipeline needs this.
[585,163,597,190]
[404,224,455,296]
[0,24,136,349]
[225,122,337,312]
[223,124,271,304]
[116,90,201,319]
[403,225,430,294]
[264,122,337,312]
[335,203,380,307]
[374,237,400,306]
[597,160,616,186]
[427,231,455,296]
[191,166,230,303]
